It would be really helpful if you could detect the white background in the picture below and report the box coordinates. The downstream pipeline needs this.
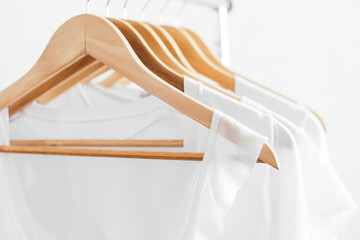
[0,0,359,239]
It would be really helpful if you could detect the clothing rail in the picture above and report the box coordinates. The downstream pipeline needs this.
[176,0,233,66]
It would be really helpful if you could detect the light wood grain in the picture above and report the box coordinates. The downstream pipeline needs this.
[0,14,279,168]
[161,25,235,90]
[80,64,110,84]
[0,15,86,112]
[109,18,185,91]
[182,28,225,69]
[0,145,203,161]
[99,71,123,88]
[0,144,274,167]
[9,55,94,115]
[11,139,184,148]
[85,15,213,128]
[36,60,104,104]
[146,23,197,72]
[183,28,326,131]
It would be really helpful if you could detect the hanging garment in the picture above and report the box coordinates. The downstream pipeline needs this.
[186,76,357,240]
[40,78,309,240]
[241,97,358,240]
[234,75,358,236]
[7,99,267,240]
[235,75,326,150]
[50,76,357,240]
[183,76,311,240]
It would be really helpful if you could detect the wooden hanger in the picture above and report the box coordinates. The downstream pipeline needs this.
[99,19,240,100]
[80,64,110,84]
[125,20,199,78]
[96,19,196,89]
[145,23,196,72]
[35,16,186,105]
[182,28,227,71]
[0,14,278,169]
[11,139,184,148]
[36,58,109,105]
[161,25,235,90]
[39,17,240,105]
[99,71,124,88]
[182,28,327,131]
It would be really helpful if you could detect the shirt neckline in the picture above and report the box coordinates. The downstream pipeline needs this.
[21,90,166,122]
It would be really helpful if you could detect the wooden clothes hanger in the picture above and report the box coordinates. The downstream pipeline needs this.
[0,14,278,169]
[40,0,199,103]
[89,0,199,89]
[181,28,327,131]
[36,0,197,104]
[38,17,185,104]
[161,25,236,90]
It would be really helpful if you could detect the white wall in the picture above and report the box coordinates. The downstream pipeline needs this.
[0,0,359,239]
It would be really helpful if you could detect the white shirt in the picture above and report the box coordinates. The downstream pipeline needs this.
[184,76,310,240]
[5,95,266,240]
[45,79,310,240]
[235,75,326,150]
[242,97,358,240]
[36,76,357,239]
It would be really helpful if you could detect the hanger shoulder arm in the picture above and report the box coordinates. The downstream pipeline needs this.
[0,15,86,111]
[107,18,184,91]
[161,26,235,90]
[84,15,213,128]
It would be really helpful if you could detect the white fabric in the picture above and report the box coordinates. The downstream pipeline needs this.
[48,79,310,240]
[184,76,310,240]
[241,97,358,240]
[0,109,37,240]
[6,96,266,240]
[32,76,357,239]
[235,75,357,239]
[235,75,323,149]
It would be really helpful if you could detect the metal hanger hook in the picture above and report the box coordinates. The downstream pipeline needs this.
[123,0,129,19]
[158,0,171,25]
[106,0,111,17]
[140,0,152,21]
[175,0,187,27]
[86,0,91,14]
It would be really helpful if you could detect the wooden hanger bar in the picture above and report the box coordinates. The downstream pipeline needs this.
[0,145,203,161]
[99,71,124,88]
[36,60,105,105]
[10,139,184,148]
[4,142,271,166]
[81,64,110,84]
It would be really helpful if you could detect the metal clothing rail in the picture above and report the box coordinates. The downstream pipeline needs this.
[178,0,233,66]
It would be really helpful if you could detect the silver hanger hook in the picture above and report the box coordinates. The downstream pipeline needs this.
[106,0,111,17]
[123,0,129,19]
[158,0,171,25]
[86,0,91,14]
[140,0,152,21]
[175,0,187,27]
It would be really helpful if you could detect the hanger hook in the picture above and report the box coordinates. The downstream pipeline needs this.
[140,0,152,21]
[123,0,129,19]
[175,0,187,27]
[106,0,111,17]
[159,0,171,25]
[86,0,91,14]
